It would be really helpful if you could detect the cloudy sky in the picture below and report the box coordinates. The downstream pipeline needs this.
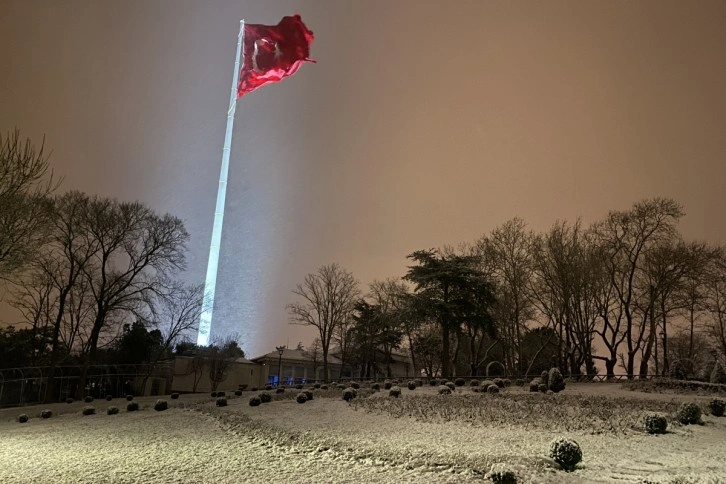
[2,0,725,358]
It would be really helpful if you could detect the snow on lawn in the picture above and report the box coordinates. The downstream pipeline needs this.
[1,385,725,483]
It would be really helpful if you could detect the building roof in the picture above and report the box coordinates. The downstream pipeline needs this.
[250,347,342,365]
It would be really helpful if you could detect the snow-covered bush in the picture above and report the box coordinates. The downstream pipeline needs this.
[314,383,321,388]
[371,383,381,391]
[494,378,505,388]
[343,387,357,401]
[487,384,500,394]
[82,406,96,416]
[482,380,495,388]
[711,364,726,384]
[154,399,168,411]
[84,396,94,403]
[548,438,582,471]
[65,398,74,404]
[40,409,52,419]
[304,390,314,401]
[321,385,328,390]
[296,393,307,404]
[250,387,258,392]
[171,393,179,399]
[529,379,541,392]
[295,384,303,390]
[249,396,261,407]
[216,397,227,407]
[676,402,702,425]
[415,379,424,387]
[708,398,725,417]
[384,380,392,390]
[265,385,273,391]
[538,383,548,393]
[445,381,456,390]
[107,406,119,415]
[234,390,242,396]
[438,385,452,395]
[469,379,480,387]
[454,378,466,387]
[126,395,134,401]
[389,386,402,398]
[276,387,285,394]
[540,371,549,387]
[337,383,346,390]
[643,413,667,434]
[502,379,512,387]
[217,391,226,397]
[486,463,518,483]
[105,395,113,401]
[669,360,688,380]
[407,381,416,390]
[548,368,566,393]
[126,402,139,412]
[350,382,360,389]
[211,391,217,398]
[429,379,439,386]
[259,392,272,403]
[17,414,28,423]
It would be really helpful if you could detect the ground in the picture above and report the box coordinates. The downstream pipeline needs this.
[0,383,724,483]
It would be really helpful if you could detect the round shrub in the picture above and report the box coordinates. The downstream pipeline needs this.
[548,368,566,393]
[710,363,726,384]
[429,379,438,386]
[371,383,380,391]
[350,382,360,390]
[389,386,402,398]
[126,395,134,401]
[529,379,540,392]
[337,383,346,390]
[84,396,94,403]
[486,463,518,484]
[216,397,227,407]
[643,413,667,434]
[321,385,328,390]
[669,360,688,380]
[276,387,285,394]
[314,383,321,389]
[415,379,424,387]
[295,384,303,390]
[708,398,725,417]
[493,378,505,388]
[107,406,119,415]
[549,438,582,471]
[445,381,456,390]
[438,385,452,395]
[482,380,495,388]
[384,380,392,390]
[259,392,272,403]
[154,399,168,411]
[342,387,357,401]
[211,391,218,398]
[487,384,500,394]
[82,406,96,416]
[304,390,314,401]
[469,379,480,387]
[407,381,416,390]
[217,391,226,397]
[17,414,29,423]
[105,395,113,401]
[296,393,308,404]
[126,401,139,412]
[538,383,548,393]
[234,390,242,396]
[250,387,258,392]
[265,385,273,391]
[502,379,512,387]
[170,393,180,400]
[515,379,525,387]
[454,378,466,387]
[65,398,74,404]
[40,409,52,419]
[540,371,549,387]
[249,396,261,406]
[676,402,702,425]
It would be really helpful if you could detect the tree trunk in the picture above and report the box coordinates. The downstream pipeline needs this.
[441,321,451,378]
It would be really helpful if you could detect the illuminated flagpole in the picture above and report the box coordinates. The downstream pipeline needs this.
[198,19,245,346]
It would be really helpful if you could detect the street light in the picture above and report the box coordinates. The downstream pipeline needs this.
[276,345,285,386]
[660,330,668,376]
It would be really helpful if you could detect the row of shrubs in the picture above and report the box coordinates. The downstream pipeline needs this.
[528,368,566,394]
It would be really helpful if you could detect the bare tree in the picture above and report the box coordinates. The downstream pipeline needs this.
[302,338,323,380]
[287,263,359,382]
[207,334,244,391]
[0,129,58,280]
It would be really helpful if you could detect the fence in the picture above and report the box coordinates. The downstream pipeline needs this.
[0,363,172,408]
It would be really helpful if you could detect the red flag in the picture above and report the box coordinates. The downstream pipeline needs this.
[237,15,314,97]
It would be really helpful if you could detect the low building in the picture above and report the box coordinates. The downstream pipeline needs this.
[171,355,267,393]
[250,347,342,384]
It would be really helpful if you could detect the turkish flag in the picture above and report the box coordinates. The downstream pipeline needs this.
[237,15,314,97]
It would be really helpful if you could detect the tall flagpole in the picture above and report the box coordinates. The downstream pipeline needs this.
[198,19,245,346]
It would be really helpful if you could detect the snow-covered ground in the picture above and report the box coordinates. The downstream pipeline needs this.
[1,385,725,483]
